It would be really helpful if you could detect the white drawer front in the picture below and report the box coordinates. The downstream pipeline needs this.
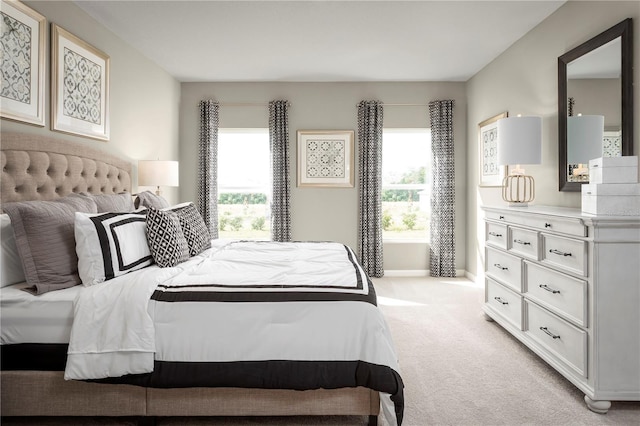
[484,210,586,237]
[524,262,587,327]
[486,222,507,250]
[542,234,587,276]
[531,216,586,238]
[509,226,539,260]
[486,247,522,292]
[486,278,522,329]
[525,301,587,378]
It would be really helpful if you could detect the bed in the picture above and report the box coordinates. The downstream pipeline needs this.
[0,133,403,425]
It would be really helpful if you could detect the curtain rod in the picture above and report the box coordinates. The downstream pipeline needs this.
[216,102,291,107]
[355,103,429,107]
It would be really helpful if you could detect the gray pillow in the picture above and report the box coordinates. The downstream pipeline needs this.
[135,191,170,210]
[81,192,134,212]
[3,196,98,294]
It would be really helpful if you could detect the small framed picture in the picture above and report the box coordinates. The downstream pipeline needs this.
[0,0,46,126]
[51,24,110,140]
[297,130,355,188]
[478,112,508,187]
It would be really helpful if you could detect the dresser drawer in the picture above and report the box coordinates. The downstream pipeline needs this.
[541,234,587,276]
[484,210,586,237]
[486,222,507,249]
[486,278,522,329]
[508,226,539,260]
[486,247,522,292]
[524,261,587,327]
[525,301,587,378]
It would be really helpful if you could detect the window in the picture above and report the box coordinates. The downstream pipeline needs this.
[217,129,270,239]
[382,129,431,242]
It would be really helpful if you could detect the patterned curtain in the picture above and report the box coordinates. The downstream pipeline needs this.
[269,100,291,242]
[357,100,384,278]
[198,100,219,239]
[429,100,456,277]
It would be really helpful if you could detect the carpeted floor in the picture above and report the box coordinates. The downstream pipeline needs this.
[3,276,640,425]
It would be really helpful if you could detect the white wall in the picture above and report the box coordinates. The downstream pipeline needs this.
[466,1,640,278]
[180,82,467,271]
[1,1,181,204]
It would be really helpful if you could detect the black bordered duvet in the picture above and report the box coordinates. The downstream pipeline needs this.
[65,241,403,425]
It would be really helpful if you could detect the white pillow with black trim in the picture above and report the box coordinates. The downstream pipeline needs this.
[75,211,153,286]
[145,207,190,268]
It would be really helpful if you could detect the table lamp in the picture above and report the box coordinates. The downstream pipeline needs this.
[567,115,604,181]
[497,116,542,207]
[138,160,179,196]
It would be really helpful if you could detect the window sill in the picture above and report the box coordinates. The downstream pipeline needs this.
[383,239,429,244]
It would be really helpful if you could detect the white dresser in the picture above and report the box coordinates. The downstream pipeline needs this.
[482,205,640,413]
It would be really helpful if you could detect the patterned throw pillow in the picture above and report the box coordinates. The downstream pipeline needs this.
[171,203,211,256]
[145,207,190,268]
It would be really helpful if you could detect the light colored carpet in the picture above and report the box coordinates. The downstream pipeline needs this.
[3,276,640,425]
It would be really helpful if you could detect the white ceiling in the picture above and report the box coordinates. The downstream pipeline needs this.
[74,0,565,83]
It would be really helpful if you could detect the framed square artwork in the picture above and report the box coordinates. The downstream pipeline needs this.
[478,112,508,187]
[297,130,354,188]
[51,24,110,140]
[0,0,46,126]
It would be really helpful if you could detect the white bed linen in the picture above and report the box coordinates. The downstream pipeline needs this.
[65,241,401,425]
[0,283,81,344]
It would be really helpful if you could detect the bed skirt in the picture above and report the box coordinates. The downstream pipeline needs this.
[1,370,380,418]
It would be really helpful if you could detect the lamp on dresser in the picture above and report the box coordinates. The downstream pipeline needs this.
[138,160,179,196]
[568,115,604,182]
[497,116,542,206]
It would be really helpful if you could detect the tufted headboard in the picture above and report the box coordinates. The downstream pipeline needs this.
[1,133,132,207]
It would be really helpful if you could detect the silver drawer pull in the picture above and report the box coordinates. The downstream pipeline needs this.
[493,263,508,271]
[514,239,531,246]
[494,297,508,305]
[549,249,572,257]
[539,284,561,294]
[488,232,503,237]
[540,326,561,339]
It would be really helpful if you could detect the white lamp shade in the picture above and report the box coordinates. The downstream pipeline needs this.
[567,115,604,164]
[497,116,542,165]
[138,160,179,187]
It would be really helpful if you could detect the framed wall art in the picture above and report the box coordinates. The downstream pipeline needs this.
[51,24,110,140]
[297,130,354,188]
[0,0,46,126]
[478,112,508,187]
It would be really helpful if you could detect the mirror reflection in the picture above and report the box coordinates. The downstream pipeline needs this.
[558,18,632,192]
[566,37,621,182]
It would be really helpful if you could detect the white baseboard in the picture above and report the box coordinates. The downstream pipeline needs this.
[383,270,428,277]
[383,269,467,278]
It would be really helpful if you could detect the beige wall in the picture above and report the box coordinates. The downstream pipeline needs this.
[180,82,467,272]
[466,1,640,278]
[1,1,181,204]
[568,78,621,128]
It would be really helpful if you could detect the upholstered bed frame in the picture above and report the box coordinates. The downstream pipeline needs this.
[0,133,380,424]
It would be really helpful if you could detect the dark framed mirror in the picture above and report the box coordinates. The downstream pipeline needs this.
[558,18,633,191]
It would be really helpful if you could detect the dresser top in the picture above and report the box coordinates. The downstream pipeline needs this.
[482,204,640,224]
